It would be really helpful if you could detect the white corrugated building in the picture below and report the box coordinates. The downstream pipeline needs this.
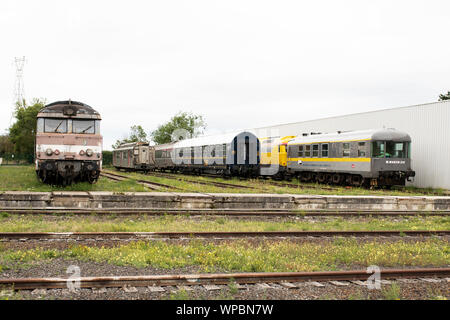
[252,100,450,189]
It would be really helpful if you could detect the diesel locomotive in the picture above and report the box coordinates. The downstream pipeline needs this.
[35,100,102,184]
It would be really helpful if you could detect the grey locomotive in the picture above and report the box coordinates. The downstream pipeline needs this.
[286,128,415,187]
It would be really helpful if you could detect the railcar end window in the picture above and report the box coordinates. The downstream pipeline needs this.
[372,141,385,158]
[386,141,408,158]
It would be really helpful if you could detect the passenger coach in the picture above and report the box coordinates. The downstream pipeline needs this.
[154,131,261,177]
[113,142,155,172]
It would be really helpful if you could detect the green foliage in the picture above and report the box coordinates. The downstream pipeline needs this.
[439,91,450,101]
[382,283,402,300]
[102,150,113,165]
[113,125,148,149]
[8,99,45,158]
[1,239,448,272]
[151,111,206,145]
[0,135,14,155]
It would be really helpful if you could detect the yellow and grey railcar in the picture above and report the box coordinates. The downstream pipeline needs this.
[260,135,296,178]
[286,128,415,187]
[154,131,261,177]
[112,142,154,172]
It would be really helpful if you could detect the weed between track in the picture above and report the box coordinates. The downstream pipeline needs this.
[0,215,448,232]
[0,239,448,273]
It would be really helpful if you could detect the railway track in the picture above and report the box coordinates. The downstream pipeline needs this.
[157,171,446,196]
[1,268,448,290]
[146,171,254,190]
[0,230,448,241]
[1,207,449,217]
[100,172,183,191]
[151,170,338,192]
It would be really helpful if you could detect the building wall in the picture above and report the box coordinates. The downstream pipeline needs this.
[253,100,450,189]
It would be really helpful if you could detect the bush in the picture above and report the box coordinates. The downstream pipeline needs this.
[102,150,113,165]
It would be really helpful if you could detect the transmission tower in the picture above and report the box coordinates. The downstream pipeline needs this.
[13,56,26,108]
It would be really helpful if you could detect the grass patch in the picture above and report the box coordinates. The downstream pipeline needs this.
[0,166,147,192]
[1,239,448,272]
[382,283,402,300]
[1,165,447,195]
[0,215,447,233]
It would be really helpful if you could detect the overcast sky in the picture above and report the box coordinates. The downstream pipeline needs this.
[1,0,449,149]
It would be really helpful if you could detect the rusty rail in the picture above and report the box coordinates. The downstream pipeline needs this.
[1,268,449,290]
[145,171,254,190]
[1,207,448,217]
[100,172,182,191]
[0,230,448,241]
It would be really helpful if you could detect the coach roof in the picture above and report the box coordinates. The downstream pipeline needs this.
[288,128,411,145]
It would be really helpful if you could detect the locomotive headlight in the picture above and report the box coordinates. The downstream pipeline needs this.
[79,150,85,156]
[46,148,53,156]
[86,149,93,157]
[54,149,60,155]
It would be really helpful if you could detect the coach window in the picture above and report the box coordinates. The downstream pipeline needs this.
[321,144,328,157]
[305,145,311,157]
[343,143,350,157]
[358,142,366,157]
[44,118,67,133]
[298,145,303,157]
[312,144,319,157]
[73,120,95,134]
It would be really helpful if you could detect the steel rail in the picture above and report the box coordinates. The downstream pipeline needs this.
[146,171,253,190]
[1,268,449,290]
[0,230,448,241]
[100,172,182,191]
[1,207,448,216]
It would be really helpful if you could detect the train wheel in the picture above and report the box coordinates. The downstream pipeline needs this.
[318,173,326,183]
[332,173,341,185]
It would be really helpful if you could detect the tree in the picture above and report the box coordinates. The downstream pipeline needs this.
[439,91,450,101]
[9,99,45,157]
[151,111,206,145]
[113,125,148,149]
[0,135,14,155]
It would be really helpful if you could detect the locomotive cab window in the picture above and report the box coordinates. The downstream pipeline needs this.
[73,120,96,134]
[44,118,67,133]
